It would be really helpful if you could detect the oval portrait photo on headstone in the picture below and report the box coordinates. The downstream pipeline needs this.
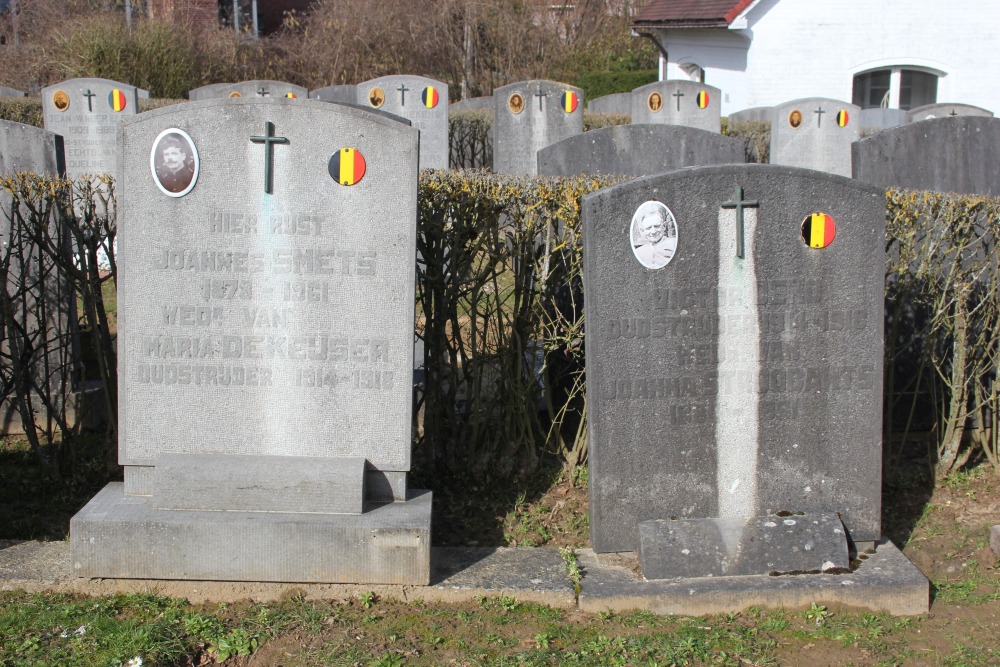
[788,109,803,128]
[508,92,525,114]
[149,128,199,197]
[630,200,678,270]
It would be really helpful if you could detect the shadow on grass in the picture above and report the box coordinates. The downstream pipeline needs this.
[880,452,935,551]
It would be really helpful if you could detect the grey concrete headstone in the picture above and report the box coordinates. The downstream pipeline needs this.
[358,75,449,170]
[907,103,993,123]
[0,86,27,98]
[852,116,1000,197]
[70,98,431,584]
[770,98,860,177]
[588,92,631,116]
[859,108,908,132]
[0,120,73,433]
[310,85,358,104]
[493,79,584,176]
[582,164,885,560]
[631,81,722,133]
[137,88,151,100]
[537,124,743,177]
[42,78,139,179]
[451,96,493,112]
[188,83,234,101]
[728,107,772,124]
[215,80,308,100]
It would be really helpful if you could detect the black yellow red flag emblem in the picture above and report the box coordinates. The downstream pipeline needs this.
[696,91,710,109]
[108,89,127,112]
[328,148,367,186]
[561,90,579,113]
[801,212,836,249]
[422,86,439,108]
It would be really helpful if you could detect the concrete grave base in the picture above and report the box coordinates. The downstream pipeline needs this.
[579,540,928,616]
[70,483,432,585]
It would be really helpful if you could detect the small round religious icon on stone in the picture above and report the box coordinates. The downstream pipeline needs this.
[788,109,803,128]
[228,91,242,98]
[801,211,836,249]
[368,87,385,108]
[508,93,525,114]
[52,90,70,111]
[149,128,199,197]
[647,92,662,112]
[630,200,678,270]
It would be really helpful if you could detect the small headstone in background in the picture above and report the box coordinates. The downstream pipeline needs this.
[358,75,449,170]
[582,164,885,578]
[70,98,431,584]
[588,92,631,116]
[907,103,993,122]
[215,80,308,100]
[859,108,909,132]
[137,88,151,100]
[188,83,234,101]
[728,107,772,124]
[0,120,74,433]
[853,116,1000,197]
[42,78,138,180]
[451,96,493,112]
[0,87,27,98]
[493,79,584,176]
[538,124,743,177]
[310,85,358,104]
[769,98,860,177]
[631,81,722,133]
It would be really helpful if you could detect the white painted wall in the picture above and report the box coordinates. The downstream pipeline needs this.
[653,0,1000,116]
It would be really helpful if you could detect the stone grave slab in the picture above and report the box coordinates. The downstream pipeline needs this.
[859,108,908,131]
[538,124,743,177]
[907,103,993,122]
[728,107,772,124]
[451,96,493,112]
[310,85,358,104]
[216,80,308,100]
[69,97,430,584]
[358,75,449,170]
[0,120,75,433]
[588,92,631,116]
[42,77,139,179]
[582,164,885,568]
[852,116,1000,196]
[0,87,27,97]
[770,98,860,177]
[631,81,722,133]
[493,79,583,176]
[188,83,233,101]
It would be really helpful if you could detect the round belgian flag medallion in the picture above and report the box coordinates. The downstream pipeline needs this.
[108,89,127,112]
[561,90,579,113]
[696,90,710,109]
[836,109,849,127]
[422,86,439,109]
[328,147,367,186]
[801,212,836,249]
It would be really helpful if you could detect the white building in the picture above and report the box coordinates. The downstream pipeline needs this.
[631,0,1000,116]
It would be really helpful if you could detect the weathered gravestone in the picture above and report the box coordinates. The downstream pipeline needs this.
[216,80,308,100]
[728,107,772,124]
[538,124,743,177]
[70,97,431,584]
[852,116,1000,197]
[42,78,138,179]
[907,103,993,123]
[310,85,358,104]
[631,81,722,133]
[359,75,449,170]
[493,79,583,176]
[583,164,885,578]
[859,108,908,132]
[188,83,233,101]
[588,92,631,116]
[0,87,27,97]
[450,96,493,112]
[770,98,860,177]
[0,121,75,433]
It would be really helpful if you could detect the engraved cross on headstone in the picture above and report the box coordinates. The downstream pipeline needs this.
[949,110,959,117]
[814,106,826,128]
[721,186,760,259]
[673,89,685,111]
[257,86,270,97]
[249,121,289,195]
[397,84,410,106]
[83,89,96,112]
[535,87,549,111]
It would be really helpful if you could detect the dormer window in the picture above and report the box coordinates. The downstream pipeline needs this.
[852,67,939,110]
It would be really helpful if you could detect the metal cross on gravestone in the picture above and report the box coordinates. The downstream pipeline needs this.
[814,106,826,127]
[397,84,409,106]
[83,89,96,112]
[249,120,289,194]
[535,87,549,112]
[721,185,760,259]
[257,86,270,97]
[673,89,685,111]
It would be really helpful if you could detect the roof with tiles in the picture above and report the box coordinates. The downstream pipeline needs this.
[632,0,757,28]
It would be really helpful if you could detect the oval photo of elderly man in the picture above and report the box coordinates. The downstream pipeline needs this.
[630,200,678,270]
[149,128,199,197]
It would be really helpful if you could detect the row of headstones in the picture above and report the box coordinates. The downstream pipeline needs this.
[0,91,896,584]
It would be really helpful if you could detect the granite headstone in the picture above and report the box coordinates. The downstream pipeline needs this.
[852,116,1000,197]
[907,103,993,123]
[0,87,27,98]
[359,75,449,170]
[188,83,234,101]
[70,98,431,584]
[728,107,772,124]
[631,81,722,133]
[493,79,584,176]
[859,108,909,132]
[770,98,860,177]
[537,124,743,177]
[588,92,631,116]
[310,85,358,104]
[216,80,308,100]
[42,78,138,179]
[450,96,493,112]
[582,164,885,575]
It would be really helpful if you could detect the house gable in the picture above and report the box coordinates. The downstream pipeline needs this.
[633,0,757,29]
